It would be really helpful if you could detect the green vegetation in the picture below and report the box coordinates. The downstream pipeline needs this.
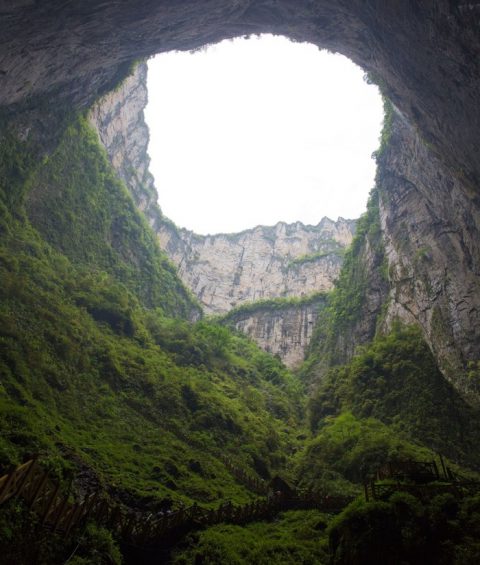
[298,187,386,381]
[329,492,480,565]
[288,323,480,564]
[0,497,122,565]
[0,115,305,512]
[24,116,198,317]
[287,247,345,269]
[218,292,328,323]
[294,411,432,496]
[308,324,480,470]
[2,87,480,564]
[372,97,395,161]
[328,188,383,334]
[172,510,330,564]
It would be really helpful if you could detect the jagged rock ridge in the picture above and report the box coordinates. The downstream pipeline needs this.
[158,218,355,315]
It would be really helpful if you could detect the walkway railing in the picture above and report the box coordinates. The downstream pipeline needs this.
[0,457,351,549]
[364,455,480,502]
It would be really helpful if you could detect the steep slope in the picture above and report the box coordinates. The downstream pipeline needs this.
[378,108,480,404]
[299,185,388,382]
[3,1,480,402]
[300,100,480,406]
[88,62,163,231]
[1,72,480,565]
[0,110,305,517]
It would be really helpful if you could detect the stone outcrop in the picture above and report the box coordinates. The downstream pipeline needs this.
[88,63,162,229]
[222,295,327,369]
[158,219,355,315]
[310,107,480,404]
[159,218,354,368]
[379,109,480,402]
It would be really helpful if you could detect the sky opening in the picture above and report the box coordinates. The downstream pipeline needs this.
[146,35,383,235]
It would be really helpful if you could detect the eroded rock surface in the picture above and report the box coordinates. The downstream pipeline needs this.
[88,63,161,229]
[158,219,354,315]
[224,296,327,369]
[379,110,480,402]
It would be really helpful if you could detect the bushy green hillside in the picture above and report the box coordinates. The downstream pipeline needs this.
[0,115,305,510]
[172,510,330,564]
[308,324,480,469]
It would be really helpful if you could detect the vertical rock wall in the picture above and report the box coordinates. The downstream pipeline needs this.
[88,63,162,229]
[223,296,327,369]
[158,219,355,315]
[379,109,480,402]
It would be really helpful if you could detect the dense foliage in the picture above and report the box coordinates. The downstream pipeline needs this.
[24,117,199,317]
[329,492,480,565]
[2,96,480,564]
[308,324,480,470]
[298,187,387,383]
[0,116,305,511]
[172,510,330,564]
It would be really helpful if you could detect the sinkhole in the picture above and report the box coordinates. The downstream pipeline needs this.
[145,34,384,235]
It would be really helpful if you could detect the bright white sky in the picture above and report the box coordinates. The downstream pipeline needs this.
[145,34,383,235]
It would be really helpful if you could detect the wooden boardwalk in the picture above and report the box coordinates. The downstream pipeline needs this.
[364,456,480,502]
[0,457,351,549]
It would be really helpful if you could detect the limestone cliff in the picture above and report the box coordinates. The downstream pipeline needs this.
[88,63,162,230]
[158,218,355,315]
[222,295,327,369]
[306,106,480,404]
[379,108,480,402]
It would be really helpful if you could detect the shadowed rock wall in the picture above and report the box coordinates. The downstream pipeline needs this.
[379,109,480,401]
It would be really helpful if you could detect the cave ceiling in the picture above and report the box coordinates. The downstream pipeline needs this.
[1,0,479,185]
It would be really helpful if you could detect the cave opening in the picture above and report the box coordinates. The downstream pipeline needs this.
[145,34,384,235]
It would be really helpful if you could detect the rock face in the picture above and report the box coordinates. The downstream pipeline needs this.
[313,107,480,403]
[158,219,355,315]
[159,219,354,368]
[223,296,327,369]
[379,109,480,402]
[88,63,162,229]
